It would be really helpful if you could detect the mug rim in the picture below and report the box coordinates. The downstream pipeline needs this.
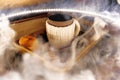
[47,18,74,27]
[48,14,73,21]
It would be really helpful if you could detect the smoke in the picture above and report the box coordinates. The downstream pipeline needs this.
[0,0,120,80]
[0,15,15,55]
[0,71,23,80]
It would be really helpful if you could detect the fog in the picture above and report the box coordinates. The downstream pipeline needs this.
[0,0,120,80]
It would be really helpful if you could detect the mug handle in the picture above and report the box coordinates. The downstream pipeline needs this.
[74,19,80,37]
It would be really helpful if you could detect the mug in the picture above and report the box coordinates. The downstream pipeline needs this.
[46,14,80,48]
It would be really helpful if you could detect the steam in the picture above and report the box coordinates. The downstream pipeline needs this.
[0,71,22,80]
[22,53,96,80]
[0,0,120,80]
[0,16,96,80]
[0,15,15,55]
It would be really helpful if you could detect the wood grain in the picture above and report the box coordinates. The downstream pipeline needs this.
[11,17,47,39]
[0,0,53,9]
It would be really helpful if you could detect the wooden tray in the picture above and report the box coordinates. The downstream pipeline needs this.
[11,14,106,72]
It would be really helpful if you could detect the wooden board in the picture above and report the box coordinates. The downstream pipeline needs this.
[11,17,47,39]
[0,0,53,9]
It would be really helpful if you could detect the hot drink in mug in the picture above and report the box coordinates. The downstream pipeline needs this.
[46,14,80,48]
